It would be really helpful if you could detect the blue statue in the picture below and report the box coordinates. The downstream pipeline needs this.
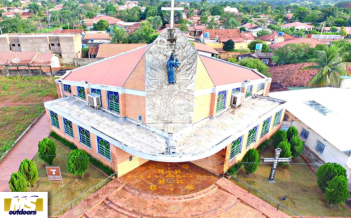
[166,52,180,84]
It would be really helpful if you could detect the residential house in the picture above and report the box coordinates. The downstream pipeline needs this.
[188,25,207,36]
[193,42,219,57]
[224,6,239,14]
[237,52,274,66]
[201,29,254,50]
[269,38,324,50]
[258,32,296,44]
[0,51,60,76]
[281,22,314,31]
[83,32,111,47]
[270,88,351,184]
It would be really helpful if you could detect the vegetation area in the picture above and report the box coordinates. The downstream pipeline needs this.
[231,146,351,216]
[0,76,57,158]
[29,138,110,216]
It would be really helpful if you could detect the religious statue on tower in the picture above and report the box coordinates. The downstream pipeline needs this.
[166,52,180,84]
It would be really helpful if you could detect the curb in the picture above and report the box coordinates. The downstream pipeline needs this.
[0,110,46,163]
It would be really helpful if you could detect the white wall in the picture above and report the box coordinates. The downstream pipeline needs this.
[51,56,60,68]
[198,51,212,57]
[291,120,351,181]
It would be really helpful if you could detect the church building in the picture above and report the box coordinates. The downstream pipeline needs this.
[44,28,286,177]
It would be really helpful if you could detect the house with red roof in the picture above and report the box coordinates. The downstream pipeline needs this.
[281,22,314,31]
[0,51,60,76]
[188,25,207,36]
[269,38,324,50]
[258,32,296,44]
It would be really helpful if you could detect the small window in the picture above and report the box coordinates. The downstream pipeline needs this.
[246,126,258,147]
[78,126,91,148]
[137,115,143,122]
[18,44,20,46]
[216,90,227,112]
[97,136,111,160]
[246,85,253,98]
[129,156,133,161]
[316,141,325,154]
[273,110,282,127]
[12,44,16,47]
[300,128,309,140]
[77,86,86,100]
[257,83,265,91]
[232,87,241,94]
[51,43,55,46]
[262,59,269,65]
[63,84,71,93]
[260,117,271,138]
[107,91,120,114]
[50,111,60,129]
[57,43,60,46]
[63,118,74,138]
[230,136,242,160]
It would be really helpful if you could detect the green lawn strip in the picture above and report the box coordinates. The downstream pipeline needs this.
[29,138,110,216]
[234,146,351,216]
[0,76,57,103]
[0,105,44,157]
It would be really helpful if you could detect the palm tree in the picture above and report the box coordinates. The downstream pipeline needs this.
[152,16,162,31]
[303,45,348,87]
[207,17,219,29]
[111,26,126,43]
[224,17,239,29]
[27,3,41,16]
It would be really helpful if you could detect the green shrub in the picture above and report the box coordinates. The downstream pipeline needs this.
[277,141,292,165]
[272,130,287,148]
[38,138,56,165]
[50,131,114,175]
[242,149,260,174]
[18,158,38,187]
[325,175,349,205]
[257,139,272,153]
[9,172,27,192]
[290,136,303,158]
[287,126,298,142]
[223,39,234,51]
[227,163,242,176]
[316,163,347,192]
[67,149,90,178]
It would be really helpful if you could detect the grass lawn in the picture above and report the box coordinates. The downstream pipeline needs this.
[233,146,351,216]
[0,76,57,157]
[29,138,110,216]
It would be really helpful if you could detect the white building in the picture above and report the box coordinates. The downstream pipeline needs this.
[270,88,351,182]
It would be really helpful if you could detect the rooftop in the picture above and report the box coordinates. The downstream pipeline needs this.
[45,95,283,162]
[258,32,295,41]
[193,42,219,55]
[282,22,314,28]
[269,38,324,50]
[96,43,147,58]
[0,51,54,65]
[270,88,351,152]
[203,29,254,42]
[83,33,110,40]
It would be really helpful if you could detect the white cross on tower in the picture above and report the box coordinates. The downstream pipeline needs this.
[161,0,184,28]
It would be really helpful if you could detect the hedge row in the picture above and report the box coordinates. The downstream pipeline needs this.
[49,131,115,176]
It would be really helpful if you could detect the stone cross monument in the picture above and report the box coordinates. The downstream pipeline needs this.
[261,148,291,183]
[161,0,184,28]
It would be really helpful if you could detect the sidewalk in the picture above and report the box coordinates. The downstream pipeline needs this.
[0,113,50,191]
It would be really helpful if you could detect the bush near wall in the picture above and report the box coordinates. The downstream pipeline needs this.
[49,131,114,176]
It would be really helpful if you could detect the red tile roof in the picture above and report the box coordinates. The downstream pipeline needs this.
[0,51,53,65]
[203,29,254,42]
[31,53,54,65]
[51,29,84,34]
[64,45,149,87]
[258,32,295,41]
[88,47,99,55]
[200,55,264,86]
[285,14,294,20]
[96,43,147,58]
[282,22,313,28]
[193,42,219,55]
[241,23,257,29]
[269,38,324,50]
[84,33,110,40]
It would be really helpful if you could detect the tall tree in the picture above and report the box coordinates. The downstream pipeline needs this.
[224,17,239,29]
[27,3,41,16]
[303,45,348,87]
[207,17,219,29]
[152,16,162,31]
[110,26,126,43]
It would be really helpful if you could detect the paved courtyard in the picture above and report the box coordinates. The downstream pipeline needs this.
[120,161,220,195]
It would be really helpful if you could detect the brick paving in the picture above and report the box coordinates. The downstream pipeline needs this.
[0,113,50,192]
[60,163,291,218]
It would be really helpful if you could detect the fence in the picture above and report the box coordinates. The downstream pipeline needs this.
[50,172,116,217]
[225,173,303,218]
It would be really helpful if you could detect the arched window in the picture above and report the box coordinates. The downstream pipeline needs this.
[63,84,71,93]
[77,86,86,100]
[63,118,74,137]
[246,126,258,147]
[78,126,91,148]
[216,91,227,112]
[261,117,271,138]
[97,137,111,160]
[230,136,242,160]
[107,91,120,113]
[50,111,59,129]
